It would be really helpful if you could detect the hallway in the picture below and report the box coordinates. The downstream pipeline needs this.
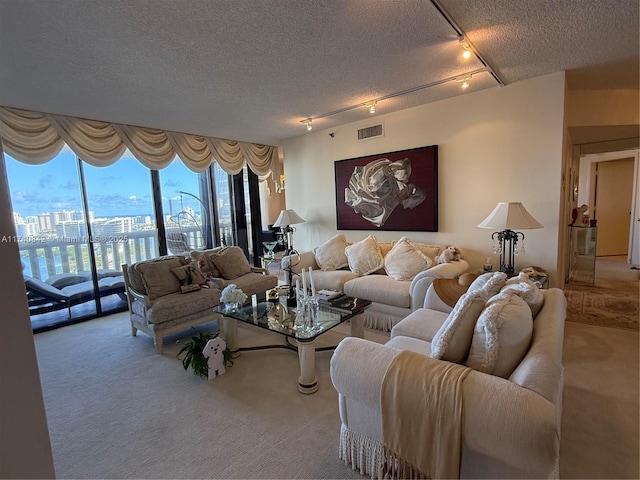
[564,255,639,331]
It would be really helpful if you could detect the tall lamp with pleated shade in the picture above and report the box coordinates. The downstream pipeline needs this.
[478,202,543,276]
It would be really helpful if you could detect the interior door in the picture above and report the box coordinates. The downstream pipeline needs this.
[594,158,634,256]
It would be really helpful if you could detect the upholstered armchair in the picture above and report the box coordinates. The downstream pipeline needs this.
[122,256,222,353]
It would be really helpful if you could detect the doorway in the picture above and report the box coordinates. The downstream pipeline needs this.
[592,157,634,256]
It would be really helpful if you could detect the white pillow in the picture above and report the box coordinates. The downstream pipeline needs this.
[313,234,349,271]
[465,292,533,378]
[412,243,442,262]
[468,271,507,297]
[502,272,544,317]
[345,235,384,276]
[430,289,489,363]
[384,237,432,281]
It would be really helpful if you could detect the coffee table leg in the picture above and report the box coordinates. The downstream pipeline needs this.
[220,317,241,358]
[350,313,365,338]
[297,339,318,394]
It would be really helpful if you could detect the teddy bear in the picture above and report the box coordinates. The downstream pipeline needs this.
[435,245,463,264]
[203,337,227,380]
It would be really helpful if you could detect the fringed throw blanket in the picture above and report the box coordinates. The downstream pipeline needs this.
[381,351,471,479]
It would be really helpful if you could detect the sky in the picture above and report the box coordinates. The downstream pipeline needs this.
[5,146,205,218]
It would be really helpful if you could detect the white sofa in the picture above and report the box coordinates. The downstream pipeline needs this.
[283,234,470,331]
[330,273,566,479]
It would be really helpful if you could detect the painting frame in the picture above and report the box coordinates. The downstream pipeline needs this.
[334,145,438,231]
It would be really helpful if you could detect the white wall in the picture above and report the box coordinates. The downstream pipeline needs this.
[281,73,566,283]
[0,157,56,478]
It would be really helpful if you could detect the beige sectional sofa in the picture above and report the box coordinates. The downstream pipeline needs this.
[330,272,566,479]
[283,234,470,330]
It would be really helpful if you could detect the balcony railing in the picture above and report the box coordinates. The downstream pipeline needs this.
[20,227,207,282]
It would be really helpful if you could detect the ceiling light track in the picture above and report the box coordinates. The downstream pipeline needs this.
[429,0,505,87]
[300,67,489,127]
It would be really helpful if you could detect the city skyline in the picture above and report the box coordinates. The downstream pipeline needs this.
[5,146,210,218]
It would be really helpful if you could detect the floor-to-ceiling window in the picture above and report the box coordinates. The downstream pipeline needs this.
[159,160,211,254]
[6,148,264,332]
[83,151,160,316]
[6,148,101,330]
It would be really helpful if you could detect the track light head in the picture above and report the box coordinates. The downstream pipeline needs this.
[368,102,376,114]
[305,119,312,131]
[459,36,472,60]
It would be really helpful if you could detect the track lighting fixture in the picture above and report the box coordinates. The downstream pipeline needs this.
[305,119,312,131]
[368,102,376,114]
[459,36,472,59]
[457,76,471,89]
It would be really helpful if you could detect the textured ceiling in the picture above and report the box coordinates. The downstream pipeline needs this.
[0,0,638,146]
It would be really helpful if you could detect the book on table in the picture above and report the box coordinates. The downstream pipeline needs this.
[327,296,371,314]
[316,289,344,304]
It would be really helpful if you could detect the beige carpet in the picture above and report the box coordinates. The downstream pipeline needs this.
[33,307,639,479]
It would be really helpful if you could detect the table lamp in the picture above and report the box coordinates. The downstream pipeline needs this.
[273,209,305,303]
[478,202,543,276]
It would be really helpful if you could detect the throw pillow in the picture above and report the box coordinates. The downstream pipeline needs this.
[209,246,252,280]
[467,271,507,297]
[465,292,534,378]
[344,235,384,276]
[171,265,207,286]
[502,272,544,317]
[430,289,489,363]
[384,237,432,281]
[412,243,442,263]
[191,250,221,278]
[135,257,184,300]
[313,234,349,271]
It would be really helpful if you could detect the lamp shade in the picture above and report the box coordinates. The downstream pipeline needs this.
[478,202,543,230]
[272,209,305,227]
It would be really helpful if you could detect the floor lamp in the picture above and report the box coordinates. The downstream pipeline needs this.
[272,209,305,304]
[478,202,543,276]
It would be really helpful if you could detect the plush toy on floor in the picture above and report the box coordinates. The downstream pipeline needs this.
[203,337,227,380]
[436,245,463,264]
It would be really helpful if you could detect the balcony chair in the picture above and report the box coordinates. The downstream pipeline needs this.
[24,274,126,317]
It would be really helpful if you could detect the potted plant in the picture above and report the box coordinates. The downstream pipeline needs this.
[177,331,233,378]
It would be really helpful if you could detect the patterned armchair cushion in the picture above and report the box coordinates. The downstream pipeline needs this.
[135,257,187,300]
[139,288,222,325]
[209,246,252,279]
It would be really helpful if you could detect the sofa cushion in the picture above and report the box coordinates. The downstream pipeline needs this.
[345,235,384,276]
[465,292,533,378]
[344,275,411,308]
[171,265,207,285]
[386,335,433,356]
[307,269,358,292]
[139,288,221,325]
[412,243,442,262]
[313,234,349,271]
[135,257,185,300]
[502,272,544,317]
[468,271,507,297]
[384,236,432,281]
[430,289,488,363]
[390,307,449,342]
[191,248,222,277]
[378,241,395,257]
[209,246,252,279]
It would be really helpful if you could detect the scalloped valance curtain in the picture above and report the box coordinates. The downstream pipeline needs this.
[0,107,281,188]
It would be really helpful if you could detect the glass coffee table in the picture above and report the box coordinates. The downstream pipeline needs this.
[214,298,368,394]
